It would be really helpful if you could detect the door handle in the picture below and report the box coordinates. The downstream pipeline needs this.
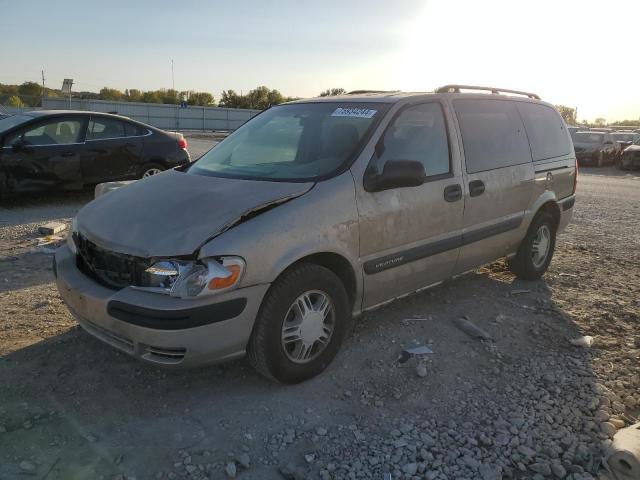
[443,184,462,202]
[469,180,485,197]
[60,152,76,157]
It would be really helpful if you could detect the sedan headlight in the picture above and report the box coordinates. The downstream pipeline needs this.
[67,217,78,254]
[139,257,245,298]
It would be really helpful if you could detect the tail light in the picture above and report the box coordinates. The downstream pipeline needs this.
[572,157,578,195]
[177,136,188,150]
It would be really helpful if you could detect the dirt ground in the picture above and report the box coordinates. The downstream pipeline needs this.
[0,164,638,480]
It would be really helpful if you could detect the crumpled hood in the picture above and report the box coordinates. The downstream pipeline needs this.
[77,170,313,258]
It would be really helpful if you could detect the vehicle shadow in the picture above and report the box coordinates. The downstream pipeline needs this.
[0,265,612,479]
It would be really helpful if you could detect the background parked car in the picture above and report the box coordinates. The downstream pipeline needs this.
[0,110,190,194]
[619,137,640,170]
[572,131,618,166]
[611,131,640,152]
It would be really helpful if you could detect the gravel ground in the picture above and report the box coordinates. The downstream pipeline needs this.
[0,164,638,480]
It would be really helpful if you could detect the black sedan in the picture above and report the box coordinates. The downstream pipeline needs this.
[0,110,190,194]
[572,131,618,167]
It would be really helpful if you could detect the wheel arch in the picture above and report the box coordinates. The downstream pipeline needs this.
[277,252,358,311]
[535,200,561,230]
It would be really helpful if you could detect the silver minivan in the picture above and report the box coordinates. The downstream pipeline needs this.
[54,85,577,383]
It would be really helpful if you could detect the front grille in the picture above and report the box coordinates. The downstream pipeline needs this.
[75,234,151,290]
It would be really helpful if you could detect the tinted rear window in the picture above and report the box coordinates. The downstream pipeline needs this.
[453,99,532,173]
[516,103,571,161]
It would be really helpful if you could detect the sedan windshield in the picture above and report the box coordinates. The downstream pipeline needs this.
[574,132,604,144]
[0,114,33,133]
[611,132,637,143]
[189,102,388,181]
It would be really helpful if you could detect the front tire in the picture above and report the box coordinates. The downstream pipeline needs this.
[508,212,557,280]
[248,263,350,384]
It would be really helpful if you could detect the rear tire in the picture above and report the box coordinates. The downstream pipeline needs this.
[508,212,557,280]
[139,163,165,178]
[248,263,350,384]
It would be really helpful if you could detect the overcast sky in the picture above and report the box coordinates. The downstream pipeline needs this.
[2,0,638,122]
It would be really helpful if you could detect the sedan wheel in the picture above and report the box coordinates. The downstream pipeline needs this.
[142,167,163,177]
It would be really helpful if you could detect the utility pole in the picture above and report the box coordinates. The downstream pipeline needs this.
[171,59,177,131]
[41,70,45,107]
[171,59,175,92]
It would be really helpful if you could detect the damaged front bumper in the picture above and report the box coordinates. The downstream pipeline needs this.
[54,244,269,367]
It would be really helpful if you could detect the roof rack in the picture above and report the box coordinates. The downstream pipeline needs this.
[346,90,399,95]
[435,84,540,100]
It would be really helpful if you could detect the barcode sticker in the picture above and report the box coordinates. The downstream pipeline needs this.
[331,107,377,118]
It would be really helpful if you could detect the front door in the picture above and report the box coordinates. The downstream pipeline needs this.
[1,116,87,192]
[450,98,534,273]
[354,101,465,308]
[82,116,143,183]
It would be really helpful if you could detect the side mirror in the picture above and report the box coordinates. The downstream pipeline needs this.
[364,159,426,192]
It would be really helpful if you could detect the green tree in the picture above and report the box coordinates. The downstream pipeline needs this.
[6,95,24,107]
[127,89,143,102]
[18,81,42,98]
[142,91,162,103]
[219,89,248,108]
[188,91,214,106]
[99,87,124,101]
[161,89,179,104]
[555,105,577,125]
[319,88,346,97]
[594,117,606,127]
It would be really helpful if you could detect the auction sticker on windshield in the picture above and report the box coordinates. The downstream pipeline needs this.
[331,107,377,118]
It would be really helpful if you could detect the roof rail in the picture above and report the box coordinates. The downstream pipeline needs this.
[346,90,399,95]
[435,84,540,100]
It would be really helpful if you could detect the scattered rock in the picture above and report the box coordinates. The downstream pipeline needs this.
[225,462,237,478]
[236,453,250,469]
[38,222,66,235]
[19,461,36,474]
[601,422,617,437]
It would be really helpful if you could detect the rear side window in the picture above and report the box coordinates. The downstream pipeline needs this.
[124,122,143,136]
[516,103,571,161]
[87,118,127,140]
[454,99,531,173]
[375,102,450,178]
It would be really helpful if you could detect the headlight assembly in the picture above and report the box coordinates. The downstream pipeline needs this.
[138,257,245,299]
[67,217,78,255]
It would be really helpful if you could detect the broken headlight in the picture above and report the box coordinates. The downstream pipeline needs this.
[137,257,245,299]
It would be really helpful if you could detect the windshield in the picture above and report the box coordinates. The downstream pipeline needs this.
[0,114,33,133]
[189,102,389,181]
[611,133,634,142]
[574,132,603,144]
